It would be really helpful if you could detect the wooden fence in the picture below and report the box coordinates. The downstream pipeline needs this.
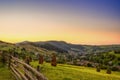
[0,52,47,80]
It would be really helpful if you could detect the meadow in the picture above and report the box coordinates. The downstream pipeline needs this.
[0,63,15,80]
[0,58,120,80]
[31,61,120,80]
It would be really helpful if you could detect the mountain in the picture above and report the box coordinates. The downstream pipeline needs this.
[16,41,88,54]
[1,40,119,55]
[16,40,120,54]
[0,40,14,46]
[1,40,120,71]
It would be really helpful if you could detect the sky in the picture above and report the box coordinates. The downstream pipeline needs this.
[0,0,120,45]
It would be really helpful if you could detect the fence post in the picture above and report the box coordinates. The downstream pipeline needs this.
[8,54,11,68]
[37,65,40,72]
[1,51,6,65]
[9,56,47,80]
[36,65,41,80]
[25,56,30,65]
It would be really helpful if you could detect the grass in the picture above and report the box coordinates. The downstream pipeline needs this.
[0,64,15,80]
[31,61,120,80]
[115,54,120,57]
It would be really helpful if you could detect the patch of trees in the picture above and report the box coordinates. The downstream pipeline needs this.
[86,51,120,71]
[40,43,68,53]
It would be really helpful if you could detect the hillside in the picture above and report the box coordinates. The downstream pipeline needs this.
[0,40,120,80]
[1,40,120,66]
[16,40,120,54]
[31,62,120,80]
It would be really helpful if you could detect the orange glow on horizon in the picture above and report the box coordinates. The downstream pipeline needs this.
[0,3,120,45]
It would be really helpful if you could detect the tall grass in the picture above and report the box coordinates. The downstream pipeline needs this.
[31,61,120,80]
[0,63,15,80]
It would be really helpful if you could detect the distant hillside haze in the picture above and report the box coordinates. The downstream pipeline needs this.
[16,40,120,54]
[0,40,120,54]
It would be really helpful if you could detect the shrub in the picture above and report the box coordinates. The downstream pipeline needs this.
[24,56,30,65]
[111,66,119,71]
[106,67,112,74]
[87,63,92,67]
[100,65,107,69]
[73,60,77,65]
[96,66,101,72]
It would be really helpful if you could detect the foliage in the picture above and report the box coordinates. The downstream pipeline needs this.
[0,63,16,80]
[85,51,120,71]
[87,63,92,67]
[96,66,101,72]
[106,67,112,74]
[111,66,120,71]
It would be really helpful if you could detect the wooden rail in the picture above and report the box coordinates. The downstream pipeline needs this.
[8,55,47,80]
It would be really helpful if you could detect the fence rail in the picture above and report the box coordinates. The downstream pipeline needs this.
[0,51,47,80]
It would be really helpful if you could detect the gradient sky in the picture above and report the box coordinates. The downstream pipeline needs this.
[0,0,120,45]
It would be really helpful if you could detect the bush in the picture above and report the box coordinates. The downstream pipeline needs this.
[57,60,66,64]
[96,66,101,72]
[73,60,77,65]
[106,67,112,74]
[100,65,107,69]
[118,62,120,66]
[87,63,92,67]
[111,66,119,71]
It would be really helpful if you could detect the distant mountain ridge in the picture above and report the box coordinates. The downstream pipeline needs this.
[16,40,120,54]
[0,40,120,54]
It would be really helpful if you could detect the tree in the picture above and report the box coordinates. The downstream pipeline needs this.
[21,48,26,59]
[24,56,30,65]
[29,56,32,62]
[51,53,57,66]
[87,63,92,67]
[96,66,101,72]
[73,59,77,65]
[96,64,101,72]
[106,67,112,74]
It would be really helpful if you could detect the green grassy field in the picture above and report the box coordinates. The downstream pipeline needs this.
[31,61,120,80]
[0,64,15,80]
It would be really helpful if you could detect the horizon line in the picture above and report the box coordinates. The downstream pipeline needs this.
[0,40,120,46]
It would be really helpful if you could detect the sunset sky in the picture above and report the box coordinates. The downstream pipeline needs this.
[0,0,120,45]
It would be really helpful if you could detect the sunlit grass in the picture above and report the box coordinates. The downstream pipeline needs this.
[30,61,120,80]
[0,64,15,80]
